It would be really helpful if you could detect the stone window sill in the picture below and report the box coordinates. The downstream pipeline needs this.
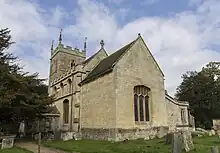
[135,121,150,125]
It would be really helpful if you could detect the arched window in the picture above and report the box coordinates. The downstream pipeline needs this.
[68,79,72,93]
[63,99,69,124]
[134,85,150,122]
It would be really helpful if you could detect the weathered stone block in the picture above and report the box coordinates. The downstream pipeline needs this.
[172,132,182,153]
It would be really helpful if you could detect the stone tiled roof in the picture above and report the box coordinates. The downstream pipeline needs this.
[79,39,137,85]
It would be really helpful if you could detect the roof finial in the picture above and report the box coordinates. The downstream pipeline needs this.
[51,40,54,51]
[138,33,141,37]
[59,29,63,44]
[100,40,104,48]
[84,37,87,52]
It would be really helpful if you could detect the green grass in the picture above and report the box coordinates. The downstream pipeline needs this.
[0,147,32,153]
[44,136,220,153]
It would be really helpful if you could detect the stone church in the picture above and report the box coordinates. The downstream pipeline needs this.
[47,30,195,141]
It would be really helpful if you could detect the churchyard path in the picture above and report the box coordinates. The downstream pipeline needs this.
[16,142,74,153]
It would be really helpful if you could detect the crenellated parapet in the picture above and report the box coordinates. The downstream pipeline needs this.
[51,44,86,60]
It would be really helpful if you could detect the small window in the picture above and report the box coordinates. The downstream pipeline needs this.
[70,60,75,68]
[68,79,72,92]
[181,109,186,124]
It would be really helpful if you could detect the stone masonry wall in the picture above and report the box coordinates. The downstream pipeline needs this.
[166,98,189,132]
[114,37,168,129]
[81,72,116,129]
[81,126,169,141]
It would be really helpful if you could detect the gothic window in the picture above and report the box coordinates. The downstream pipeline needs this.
[134,85,150,122]
[63,99,69,124]
[181,108,186,124]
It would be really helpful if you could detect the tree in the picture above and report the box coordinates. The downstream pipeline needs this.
[175,62,220,129]
[0,28,54,133]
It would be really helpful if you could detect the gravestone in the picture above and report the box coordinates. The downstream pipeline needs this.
[54,130,61,140]
[182,131,194,152]
[172,132,182,153]
[1,135,15,149]
[165,133,173,144]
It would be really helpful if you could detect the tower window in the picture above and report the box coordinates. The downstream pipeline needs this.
[68,79,72,93]
[70,60,75,68]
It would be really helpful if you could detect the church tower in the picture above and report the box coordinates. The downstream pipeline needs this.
[48,29,86,94]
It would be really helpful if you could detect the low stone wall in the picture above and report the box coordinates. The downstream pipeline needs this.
[81,128,116,140]
[81,126,169,141]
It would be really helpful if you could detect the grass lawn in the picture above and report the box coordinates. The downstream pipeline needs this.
[43,136,220,153]
[0,147,32,153]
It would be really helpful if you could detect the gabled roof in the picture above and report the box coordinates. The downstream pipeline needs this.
[82,48,108,65]
[79,34,165,86]
[79,38,137,85]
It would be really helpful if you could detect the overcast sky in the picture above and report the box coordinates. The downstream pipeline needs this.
[1,0,220,96]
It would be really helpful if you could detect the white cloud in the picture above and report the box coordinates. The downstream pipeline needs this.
[0,0,220,96]
[108,0,125,5]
